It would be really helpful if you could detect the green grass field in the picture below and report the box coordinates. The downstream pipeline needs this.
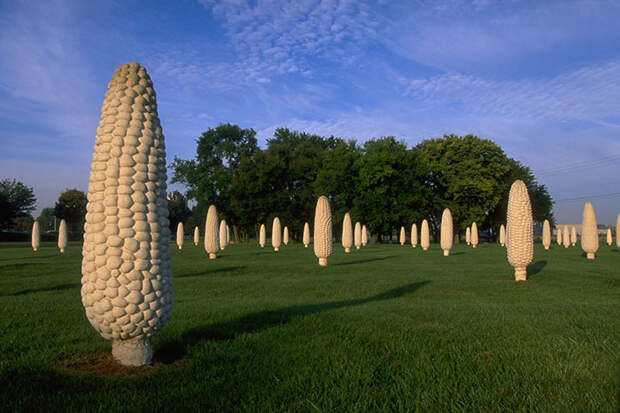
[0,240,618,411]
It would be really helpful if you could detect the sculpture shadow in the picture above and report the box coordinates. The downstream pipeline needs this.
[527,260,547,278]
[156,280,430,363]
[0,262,47,270]
[4,282,81,297]
[450,252,465,256]
[175,266,246,279]
[333,255,397,266]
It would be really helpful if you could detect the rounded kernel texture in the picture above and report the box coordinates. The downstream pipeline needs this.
[81,62,173,364]
[506,180,534,281]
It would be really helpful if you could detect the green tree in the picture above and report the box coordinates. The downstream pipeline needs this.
[0,178,36,229]
[54,189,87,232]
[167,191,192,234]
[37,207,56,231]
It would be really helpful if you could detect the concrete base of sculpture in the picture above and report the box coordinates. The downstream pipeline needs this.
[318,258,327,266]
[544,246,549,250]
[356,246,360,250]
[60,249,65,254]
[586,253,595,260]
[209,253,217,259]
[345,248,350,253]
[33,248,38,252]
[304,244,308,248]
[178,246,182,250]
[571,243,575,246]
[112,338,152,366]
[422,247,428,251]
[500,243,505,247]
[443,250,449,256]
[514,267,527,281]
[274,248,279,252]
[472,245,477,248]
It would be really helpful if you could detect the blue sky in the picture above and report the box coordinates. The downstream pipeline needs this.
[1,0,619,225]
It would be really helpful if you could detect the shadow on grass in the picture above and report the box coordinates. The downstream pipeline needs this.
[527,260,547,278]
[4,282,81,297]
[333,255,396,266]
[0,262,47,270]
[175,266,246,279]
[156,280,430,363]
[450,252,465,256]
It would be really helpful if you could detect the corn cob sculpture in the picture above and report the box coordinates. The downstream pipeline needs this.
[471,222,478,248]
[616,213,620,248]
[342,213,352,253]
[205,205,219,259]
[303,222,310,248]
[563,225,571,248]
[506,180,533,281]
[581,201,598,260]
[58,219,67,253]
[176,222,184,250]
[272,217,281,251]
[219,220,227,250]
[313,196,332,266]
[571,226,577,246]
[421,219,430,251]
[226,224,230,245]
[259,224,266,248]
[542,220,551,250]
[499,224,506,247]
[31,221,40,252]
[399,226,406,246]
[354,221,361,250]
[361,224,368,246]
[283,226,289,246]
[411,223,417,248]
[193,226,199,246]
[556,227,562,246]
[465,226,471,245]
[81,62,173,366]
[606,228,612,246]
[440,208,453,256]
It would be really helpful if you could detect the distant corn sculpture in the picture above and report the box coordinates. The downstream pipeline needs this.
[259,224,266,248]
[283,226,289,246]
[499,224,506,247]
[226,224,230,245]
[31,221,40,252]
[193,226,199,246]
[272,217,281,251]
[465,226,471,245]
[606,228,612,246]
[219,220,227,250]
[176,222,184,250]
[562,225,570,248]
[542,219,551,250]
[205,205,219,259]
[471,222,478,248]
[581,201,598,260]
[506,180,533,281]
[361,224,368,246]
[421,219,430,251]
[342,213,352,253]
[58,219,67,253]
[354,221,361,250]
[303,222,310,248]
[556,227,562,246]
[411,223,417,248]
[399,226,406,246]
[440,208,453,256]
[314,196,332,266]
[570,226,577,246]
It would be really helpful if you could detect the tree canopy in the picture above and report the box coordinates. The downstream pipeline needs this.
[54,189,87,232]
[0,178,36,229]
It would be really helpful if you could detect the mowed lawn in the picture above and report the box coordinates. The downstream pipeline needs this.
[0,240,618,411]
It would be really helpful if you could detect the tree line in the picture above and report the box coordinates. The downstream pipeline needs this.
[171,124,554,243]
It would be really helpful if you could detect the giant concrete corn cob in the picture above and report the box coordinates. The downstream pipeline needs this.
[303,222,310,247]
[283,226,289,246]
[399,226,406,246]
[471,222,478,248]
[506,180,534,281]
[354,221,361,249]
[31,221,40,252]
[421,219,430,251]
[205,205,219,259]
[542,220,551,250]
[58,219,67,253]
[556,227,561,245]
[193,226,199,246]
[176,222,184,250]
[361,224,368,246]
[259,224,266,248]
[226,224,230,245]
[465,226,471,245]
[219,220,227,250]
[272,217,281,251]
[606,228,612,246]
[81,62,173,366]
[499,224,506,247]
[342,213,352,253]
[313,196,332,266]
[411,223,417,248]
[581,201,598,260]
[440,208,453,256]
[571,226,577,246]
[617,213,620,248]
[563,225,570,248]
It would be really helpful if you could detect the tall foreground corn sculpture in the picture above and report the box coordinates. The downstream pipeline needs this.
[205,205,219,259]
[440,208,453,256]
[581,201,598,260]
[342,213,352,253]
[354,221,361,249]
[506,180,533,281]
[302,222,310,247]
[81,62,173,366]
[314,196,332,266]
[542,219,551,250]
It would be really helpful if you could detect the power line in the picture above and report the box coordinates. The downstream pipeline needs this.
[535,153,620,174]
[554,192,620,203]
[535,154,620,177]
